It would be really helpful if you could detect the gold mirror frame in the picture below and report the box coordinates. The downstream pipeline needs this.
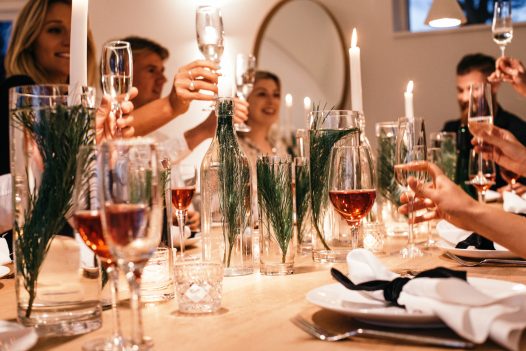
[253,0,349,109]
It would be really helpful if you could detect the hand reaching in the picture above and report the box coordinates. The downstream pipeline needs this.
[96,87,137,143]
[488,56,526,97]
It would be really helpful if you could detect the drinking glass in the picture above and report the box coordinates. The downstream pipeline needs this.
[101,41,133,135]
[234,53,256,133]
[196,6,224,63]
[395,117,427,258]
[467,149,496,203]
[492,0,513,57]
[99,138,162,351]
[73,145,127,351]
[170,164,197,259]
[328,145,376,250]
[501,167,520,193]
[467,83,493,146]
[424,147,442,249]
[429,131,457,181]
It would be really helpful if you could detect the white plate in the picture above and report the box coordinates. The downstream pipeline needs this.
[0,266,10,278]
[485,189,501,202]
[306,277,526,328]
[437,240,520,259]
[0,321,38,351]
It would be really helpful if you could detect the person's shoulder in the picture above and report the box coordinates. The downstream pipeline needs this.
[442,119,460,132]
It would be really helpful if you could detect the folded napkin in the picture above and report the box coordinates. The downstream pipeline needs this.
[503,191,526,214]
[0,237,11,265]
[436,220,507,251]
[340,249,526,350]
[0,320,38,351]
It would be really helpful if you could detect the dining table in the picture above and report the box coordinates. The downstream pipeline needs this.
[0,234,522,351]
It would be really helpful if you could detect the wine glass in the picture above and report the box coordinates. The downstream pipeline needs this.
[98,138,162,351]
[328,145,376,250]
[492,0,513,57]
[467,82,493,146]
[467,149,496,203]
[72,145,128,351]
[394,117,427,258]
[424,147,442,249]
[101,40,133,135]
[196,6,224,63]
[501,166,520,193]
[170,164,197,259]
[234,53,256,133]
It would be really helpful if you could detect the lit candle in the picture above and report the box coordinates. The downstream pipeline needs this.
[202,26,219,45]
[404,80,414,120]
[349,28,363,114]
[70,0,88,90]
[285,93,293,139]
[303,96,311,118]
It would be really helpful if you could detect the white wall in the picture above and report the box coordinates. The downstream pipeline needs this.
[89,0,526,159]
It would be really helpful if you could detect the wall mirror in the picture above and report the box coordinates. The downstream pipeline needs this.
[253,0,349,130]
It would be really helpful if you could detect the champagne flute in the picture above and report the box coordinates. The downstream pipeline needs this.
[101,41,133,135]
[99,138,162,351]
[492,0,513,57]
[234,53,256,133]
[501,166,520,193]
[170,164,197,259]
[424,147,442,248]
[394,117,427,258]
[467,149,496,203]
[328,145,376,250]
[73,145,128,351]
[468,82,493,143]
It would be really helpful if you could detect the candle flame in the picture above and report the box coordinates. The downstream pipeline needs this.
[351,28,358,48]
[303,96,311,110]
[406,80,414,94]
[285,93,293,107]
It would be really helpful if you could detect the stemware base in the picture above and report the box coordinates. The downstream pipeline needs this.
[312,249,351,263]
[400,244,424,258]
[260,262,294,276]
[82,336,131,351]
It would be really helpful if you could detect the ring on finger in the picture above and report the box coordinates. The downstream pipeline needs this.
[189,80,196,91]
[188,69,194,80]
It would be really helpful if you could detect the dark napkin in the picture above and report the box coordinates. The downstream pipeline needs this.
[455,233,495,250]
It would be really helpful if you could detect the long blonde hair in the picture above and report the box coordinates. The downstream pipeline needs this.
[5,0,97,85]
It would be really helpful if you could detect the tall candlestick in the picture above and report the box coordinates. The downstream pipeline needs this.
[70,0,88,90]
[349,28,363,114]
[285,93,293,140]
[404,80,414,120]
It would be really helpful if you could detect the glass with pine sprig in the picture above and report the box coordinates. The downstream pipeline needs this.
[308,110,360,263]
[257,155,294,275]
[200,97,253,276]
[10,85,101,336]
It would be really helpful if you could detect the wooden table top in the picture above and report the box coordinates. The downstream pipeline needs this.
[0,236,521,351]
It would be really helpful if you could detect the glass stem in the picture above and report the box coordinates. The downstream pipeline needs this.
[350,222,360,249]
[500,45,505,57]
[176,209,187,258]
[125,265,145,348]
[407,192,415,248]
[111,101,123,137]
[107,264,123,343]
[480,190,486,203]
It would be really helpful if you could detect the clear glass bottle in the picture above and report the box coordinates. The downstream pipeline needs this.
[201,97,253,276]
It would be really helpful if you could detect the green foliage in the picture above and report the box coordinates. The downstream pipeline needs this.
[377,135,403,206]
[295,162,311,244]
[12,104,93,317]
[257,158,293,263]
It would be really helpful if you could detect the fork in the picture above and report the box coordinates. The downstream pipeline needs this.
[291,315,474,349]
[445,252,526,267]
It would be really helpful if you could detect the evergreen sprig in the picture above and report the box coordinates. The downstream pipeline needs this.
[309,106,359,250]
[217,99,250,267]
[12,104,93,318]
[257,158,293,263]
[295,162,311,245]
[377,135,403,206]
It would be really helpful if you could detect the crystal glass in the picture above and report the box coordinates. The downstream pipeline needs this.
[99,138,162,351]
[468,82,493,145]
[101,41,133,134]
[308,110,360,263]
[492,0,513,57]
[141,247,174,302]
[467,149,496,203]
[395,117,427,258]
[328,145,376,251]
[196,6,224,63]
[294,156,313,254]
[73,145,128,351]
[501,166,520,192]
[171,164,197,260]
[10,85,101,336]
[423,147,442,249]
[257,155,294,275]
[430,131,457,181]
[234,53,256,133]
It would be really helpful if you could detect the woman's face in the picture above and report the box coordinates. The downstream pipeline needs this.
[247,78,281,127]
[34,2,71,82]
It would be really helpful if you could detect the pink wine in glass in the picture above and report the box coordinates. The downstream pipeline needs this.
[104,203,148,247]
[329,189,376,224]
[171,187,196,210]
[74,210,113,263]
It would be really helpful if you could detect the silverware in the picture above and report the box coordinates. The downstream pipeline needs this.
[291,315,474,349]
[445,252,526,267]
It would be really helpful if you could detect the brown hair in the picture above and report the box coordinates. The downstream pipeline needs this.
[255,70,280,90]
[122,36,169,61]
[5,0,97,85]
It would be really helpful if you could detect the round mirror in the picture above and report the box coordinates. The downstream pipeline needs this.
[253,0,349,129]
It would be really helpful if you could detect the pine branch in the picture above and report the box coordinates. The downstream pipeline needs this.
[377,135,402,206]
[295,162,311,244]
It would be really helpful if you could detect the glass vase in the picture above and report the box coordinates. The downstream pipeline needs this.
[294,156,313,254]
[10,85,101,336]
[201,97,252,276]
[308,110,360,263]
[257,155,294,275]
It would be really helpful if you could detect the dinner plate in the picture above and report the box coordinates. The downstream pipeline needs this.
[0,320,38,351]
[0,266,10,278]
[306,278,526,328]
[436,240,520,259]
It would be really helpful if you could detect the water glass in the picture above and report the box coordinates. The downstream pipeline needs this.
[141,248,174,302]
[430,131,457,181]
[174,262,224,313]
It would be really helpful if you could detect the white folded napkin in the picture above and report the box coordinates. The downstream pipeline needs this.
[436,220,507,251]
[485,189,501,202]
[0,237,11,265]
[0,320,38,351]
[503,191,526,214]
[347,249,526,350]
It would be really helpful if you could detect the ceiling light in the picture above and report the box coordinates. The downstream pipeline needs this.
[425,0,467,28]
